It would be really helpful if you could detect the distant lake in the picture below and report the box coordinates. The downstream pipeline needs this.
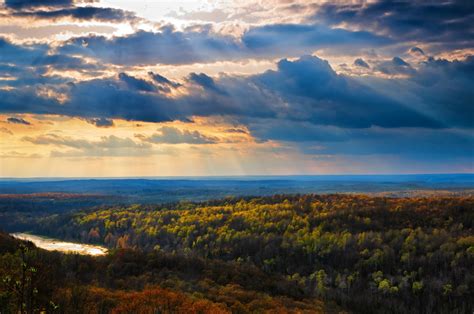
[11,233,108,256]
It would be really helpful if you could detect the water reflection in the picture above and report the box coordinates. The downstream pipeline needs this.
[12,233,108,256]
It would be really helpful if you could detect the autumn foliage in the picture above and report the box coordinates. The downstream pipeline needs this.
[1,194,473,313]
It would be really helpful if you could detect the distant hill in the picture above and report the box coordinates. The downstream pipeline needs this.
[1,174,473,203]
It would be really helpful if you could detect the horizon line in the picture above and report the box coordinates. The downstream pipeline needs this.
[0,173,473,181]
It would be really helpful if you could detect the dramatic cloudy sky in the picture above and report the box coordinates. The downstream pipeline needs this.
[0,0,473,176]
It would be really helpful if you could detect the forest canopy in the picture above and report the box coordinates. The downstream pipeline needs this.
[1,194,473,313]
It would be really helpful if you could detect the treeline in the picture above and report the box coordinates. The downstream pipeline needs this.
[0,193,117,233]
[5,194,474,313]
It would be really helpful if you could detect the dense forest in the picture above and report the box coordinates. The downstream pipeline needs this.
[0,232,330,313]
[1,194,473,313]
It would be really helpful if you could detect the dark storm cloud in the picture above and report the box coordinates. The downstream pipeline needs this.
[4,0,72,8]
[314,0,474,48]
[242,23,391,54]
[405,56,474,128]
[7,117,31,125]
[58,28,241,65]
[410,47,425,55]
[188,73,227,95]
[354,58,370,68]
[0,16,392,68]
[0,87,62,114]
[147,72,181,93]
[119,73,156,92]
[0,55,472,135]
[57,23,392,65]
[0,37,48,65]
[375,57,416,75]
[86,117,114,128]
[0,78,174,123]
[148,72,181,89]
[181,74,280,120]
[1,18,390,67]
[253,55,440,128]
[0,70,68,88]
[11,6,138,22]
[0,37,100,75]
[64,79,179,122]
[392,57,409,67]
[4,0,137,23]
[0,72,273,124]
[31,54,100,70]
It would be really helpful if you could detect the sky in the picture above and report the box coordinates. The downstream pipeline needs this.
[0,0,473,177]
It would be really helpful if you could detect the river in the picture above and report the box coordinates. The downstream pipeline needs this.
[11,233,108,256]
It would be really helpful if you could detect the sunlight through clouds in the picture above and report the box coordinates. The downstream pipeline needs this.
[0,0,472,176]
